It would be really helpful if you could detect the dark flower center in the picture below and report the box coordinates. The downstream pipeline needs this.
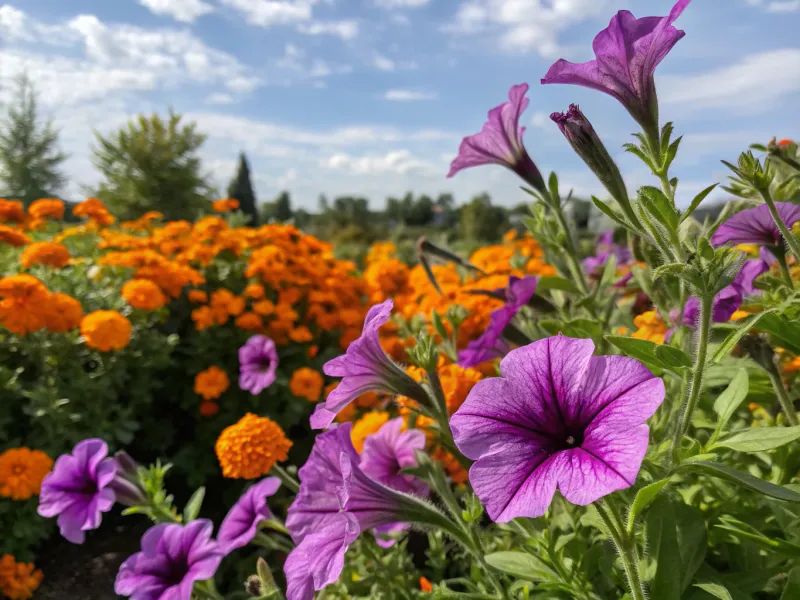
[258,358,271,371]
[555,429,584,451]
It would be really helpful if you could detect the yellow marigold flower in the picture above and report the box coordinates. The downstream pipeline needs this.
[192,306,215,330]
[0,448,53,500]
[289,326,313,343]
[194,366,230,401]
[235,311,263,331]
[439,364,483,414]
[0,555,43,600]
[19,241,71,269]
[730,310,749,321]
[122,279,167,311]
[44,293,83,333]
[215,413,292,479]
[350,411,390,453]
[244,283,266,299]
[212,198,239,213]
[631,310,668,345]
[188,289,208,303]
[0,225,31,247]
[28,198,65,220]
[80,310,132,351]
[0,199,25,223]
[0,275,49,335]
[289,367,324,402]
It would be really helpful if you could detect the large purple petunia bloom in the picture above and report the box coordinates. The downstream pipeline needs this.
[711,202,800,248]
[218,477,281,553]
[239,335,279,395]
[451,336,665,523]
[542,0,691,130]
[115,520,224,600]
[38,439,118,544]
[285,424,427,600]
[447,83,546,193]
[458,276,538,369]
[313,299,425,429]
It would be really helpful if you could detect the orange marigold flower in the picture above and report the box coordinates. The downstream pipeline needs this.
[235,311,263,331]
[419,577,433,593]
[631,310,667,345]
[0,448,53,500]
[244,283,265,299]
[122,279,167,311]
[289,367,324,402]
[350,411,390,453]
[0,555,43,600]
[212,198,240,213]
[188,289,208,303]
[194,366,230,401]
[0,225,31,247]
[784,356,800,374]
[289,326,313,343]
[215,413,292,479]
[307,345,318,358]
[199,401,219,417]
[431,447,469,485]
[73,198,115,226]
[0,275,49,335]
[80,310,132,351]
[44,293,83,332]
[192,306,215,330]
[19,241,71,269]
[0,199,25,223]
[252,299,275,316]
[28,198,65,220]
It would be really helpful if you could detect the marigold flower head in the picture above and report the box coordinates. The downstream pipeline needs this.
[19,241,71,269]
[73,198,115,226]
[0,555,44,600]
[215,413,292,479]
[80,310,132,351]
[194,366,230,401]
[0,448,53,500]
[252,299,275,316]
[0,275,50,335]
[350,411,390,453]
[631,310,668,345]
[244,283,265,299]
[0,199,25,223]
[0,225,31,247]
[289,326,313,343]
[212,198,240,213]
[44,293,83,332]
[289,367,324,402]
[188,289,208,303]
[28,198,65,220]
[122,279,167,311]
[419,577,433,593]
[192,306,215,330]
[235,311,263,331]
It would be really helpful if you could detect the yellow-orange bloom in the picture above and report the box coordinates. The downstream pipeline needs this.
[0,275,49,335]
[122,279,167,311]
[350,411,390,453]
[73,198,115,226]
[0,448,53,500]
[20,241,71,269]
[188,289,208,303]
[289,326,313,343]
[0,555,43,600]
[631,310,668,345]
[235,312,263,331]
[80,310,132,351]
[215,413,292,479]
[28,198,65,220]
[289,367,324,402]
[212,198,239,213]
[419,577,433,593]
[192,306,215,330]
[44,293,83,332]
[0,225,31,247]
[244,283,265,299]
[0,199,25,223]
[194,366,230,401]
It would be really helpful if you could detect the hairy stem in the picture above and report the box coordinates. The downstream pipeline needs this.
[765,367,799,426]
[759,187,800,261]
[271,464,300,494]
[774,248,795,289]
[595,500,646,600]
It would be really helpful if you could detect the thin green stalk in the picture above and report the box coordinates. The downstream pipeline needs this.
[670,293,713,466]
[595,500,646,600]
[774,249,795,289]
[551,201,590,296]
[759,187,800,260]
[765,367,799,426]
[271,464,300,494]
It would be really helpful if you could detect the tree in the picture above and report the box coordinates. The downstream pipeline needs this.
[459,193,508,242]
[0,73,68,207]
[91,110,214,220]
[227,152,258,225]
[274,191,293,222]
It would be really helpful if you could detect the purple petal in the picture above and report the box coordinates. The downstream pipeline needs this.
[711,202,800,247]
[218,477,281,553]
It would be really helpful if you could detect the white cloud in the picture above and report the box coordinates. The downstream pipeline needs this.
[659,49,800,112]
[747,0,800,12]
[373,54,396,71]
[375,0,430,7]
[297,20,359,39]
[0,5,28,39]
[384,89,437,101]
[321,149,438,176]
[136,0,214,23]
[444,0,609,56]
[207,92,236,104]
[219,0,313,26]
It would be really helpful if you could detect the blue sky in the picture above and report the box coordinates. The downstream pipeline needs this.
[1,0,798,210]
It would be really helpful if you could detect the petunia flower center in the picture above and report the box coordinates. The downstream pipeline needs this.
[556,429,584,451]
[258,358,272,372]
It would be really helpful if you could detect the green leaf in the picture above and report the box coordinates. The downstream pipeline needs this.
[598,252,618,289]
[646,496,682,600]
[654,345,692,369]
[681,184,719,224]
[639,186,679,231]
[709,369,749,443]
[627,479,670,533]
[536,276,580,294]
[605,335,684,374]
[548,171,560,203]
[781,567,800,599]
[682,461,800,502]
[755,313,800,354]
[183,487,205,522]
[484,551,558,581]
[694,583,733,600]
[711,310,779,363]
[713,425,800,453]
[431,310,448,340]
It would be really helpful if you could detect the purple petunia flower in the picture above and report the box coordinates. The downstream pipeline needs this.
[38,439,118,544]
[582,231,632,278]
[542,0,691,130]
[218,477,281,553]
[711,202,800,248]
[239,335,279,395]
[285,424,426,600]
[447,83,546,193]
[451,336,665,522]
[313,299,425,430]
[115,520,224,600]
[458,276,538,368]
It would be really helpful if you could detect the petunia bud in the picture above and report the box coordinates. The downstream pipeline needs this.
[551,105,638,227]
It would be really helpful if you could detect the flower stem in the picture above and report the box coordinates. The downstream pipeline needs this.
[773,247,795,289]
[670,293,713,466]
[595,500,646,600]
[271,464,300,494]
[759,187,800,261]
[765,366,799,426]
[551,200,590,296]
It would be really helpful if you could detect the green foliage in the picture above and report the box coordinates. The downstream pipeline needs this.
[227,152,258,225]
[459,193,507,242]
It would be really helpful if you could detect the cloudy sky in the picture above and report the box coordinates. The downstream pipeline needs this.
[1,0,798,210]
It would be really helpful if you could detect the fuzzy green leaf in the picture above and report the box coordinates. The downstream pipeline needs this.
[713,425,800,453]
[682,461,800,502]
